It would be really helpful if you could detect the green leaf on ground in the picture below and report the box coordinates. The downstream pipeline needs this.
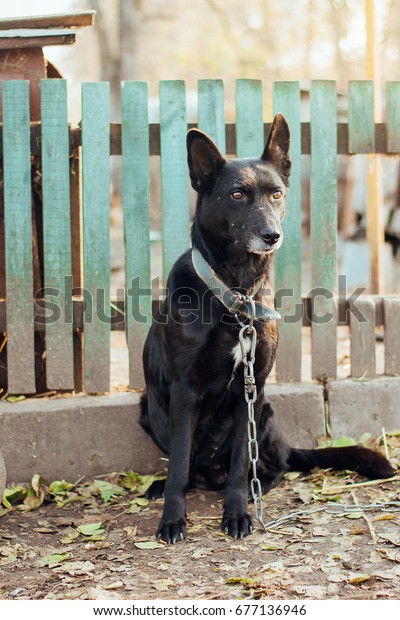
[331,436,356,448]
[49,480,74,495]
[119,471,142,490]
[3,486,27,506]
[226,576,257,586]
[130,497,149,507]
[76,522,104,537]
[92,480,125,503]
[52,492,82,509]
[36,552,71,568]
[31,474,42,495]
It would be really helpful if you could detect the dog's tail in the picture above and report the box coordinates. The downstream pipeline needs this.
[287,445,395,480]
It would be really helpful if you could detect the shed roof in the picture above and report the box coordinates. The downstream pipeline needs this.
[0,11,95,49]
[0,11,95,31]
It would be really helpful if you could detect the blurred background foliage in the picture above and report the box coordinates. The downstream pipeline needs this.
[4,0,397,121]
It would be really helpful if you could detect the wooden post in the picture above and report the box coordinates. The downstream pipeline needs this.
[365,0,384,293]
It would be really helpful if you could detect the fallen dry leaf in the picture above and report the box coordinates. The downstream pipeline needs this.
[348,573,373,584]
[134,541,165,550]
[153,578,175,592]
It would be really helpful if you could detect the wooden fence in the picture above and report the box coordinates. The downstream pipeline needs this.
[1,78,400,395]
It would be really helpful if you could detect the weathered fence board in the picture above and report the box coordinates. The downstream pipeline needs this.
[348,81,375,153]
[22,121,396,157]
[350,297,376,378]
[121,81,151,388]
[40,79,74,389]
[159,80,189,282]
[349,81,383,294]
[386,82,400,153]
[383,297,400,375]
[2,81,35,394]
[310,80,338,380]
[273,81,302,383]
[81,82,110,393]
[70,151,84,392]
[198,79,226,154]
[236,79,264,157]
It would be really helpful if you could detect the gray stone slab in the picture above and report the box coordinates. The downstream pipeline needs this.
[266,382,326,448]
[0,393,163,483]
[327,377,400,438]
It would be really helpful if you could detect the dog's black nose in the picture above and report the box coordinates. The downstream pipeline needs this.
[261,228,281,246]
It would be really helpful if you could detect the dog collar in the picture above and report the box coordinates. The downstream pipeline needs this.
[191,247,281,322]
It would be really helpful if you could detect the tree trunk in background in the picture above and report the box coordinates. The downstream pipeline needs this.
[120,0,139,81]
[90,0,141,197]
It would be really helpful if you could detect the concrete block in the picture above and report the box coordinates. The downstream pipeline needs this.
[327,377,400,439]
[0,393,163,483]
[266,382,326,448]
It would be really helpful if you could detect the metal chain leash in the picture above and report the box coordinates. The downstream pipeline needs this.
[234,293,399,534]
[235,294,267,531]
[262,500,400,531]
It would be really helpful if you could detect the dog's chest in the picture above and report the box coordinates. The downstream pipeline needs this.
[231,335,251,371]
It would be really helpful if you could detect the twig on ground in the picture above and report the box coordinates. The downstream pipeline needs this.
[320,473,400,494]
[381,427,390,461]
[350,489,377,543]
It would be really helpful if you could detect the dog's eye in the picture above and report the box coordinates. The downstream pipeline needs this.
[231,190,244,200]
[272,190,283,200]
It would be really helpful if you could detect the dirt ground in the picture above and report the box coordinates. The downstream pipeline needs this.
[1,437,400,601]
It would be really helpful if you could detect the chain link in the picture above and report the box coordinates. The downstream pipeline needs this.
[236,297,266,531]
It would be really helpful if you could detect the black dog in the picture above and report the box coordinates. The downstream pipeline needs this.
[140,114,394,544]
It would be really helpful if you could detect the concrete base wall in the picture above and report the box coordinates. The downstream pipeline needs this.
[0,393,163,483]
[328,377,400,438]
[0,378,399,484]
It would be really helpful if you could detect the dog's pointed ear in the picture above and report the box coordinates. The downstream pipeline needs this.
[261,113,291,184]
[187,129,227,193]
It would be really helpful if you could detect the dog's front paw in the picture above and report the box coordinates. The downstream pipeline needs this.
[221,513,253,540]
[156,518,187,544]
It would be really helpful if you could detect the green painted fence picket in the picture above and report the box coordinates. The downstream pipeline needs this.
[2,81,35,394]
[40,79,74,390]
[273,81,302,382]
[121,81,151,387]
[310,80,338,380]
[236,79,264,157]
[386,81,400,153]
[159,80,190,283]
[349,81,375,153]
[198,79,226,154]
[81,82,111,393]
